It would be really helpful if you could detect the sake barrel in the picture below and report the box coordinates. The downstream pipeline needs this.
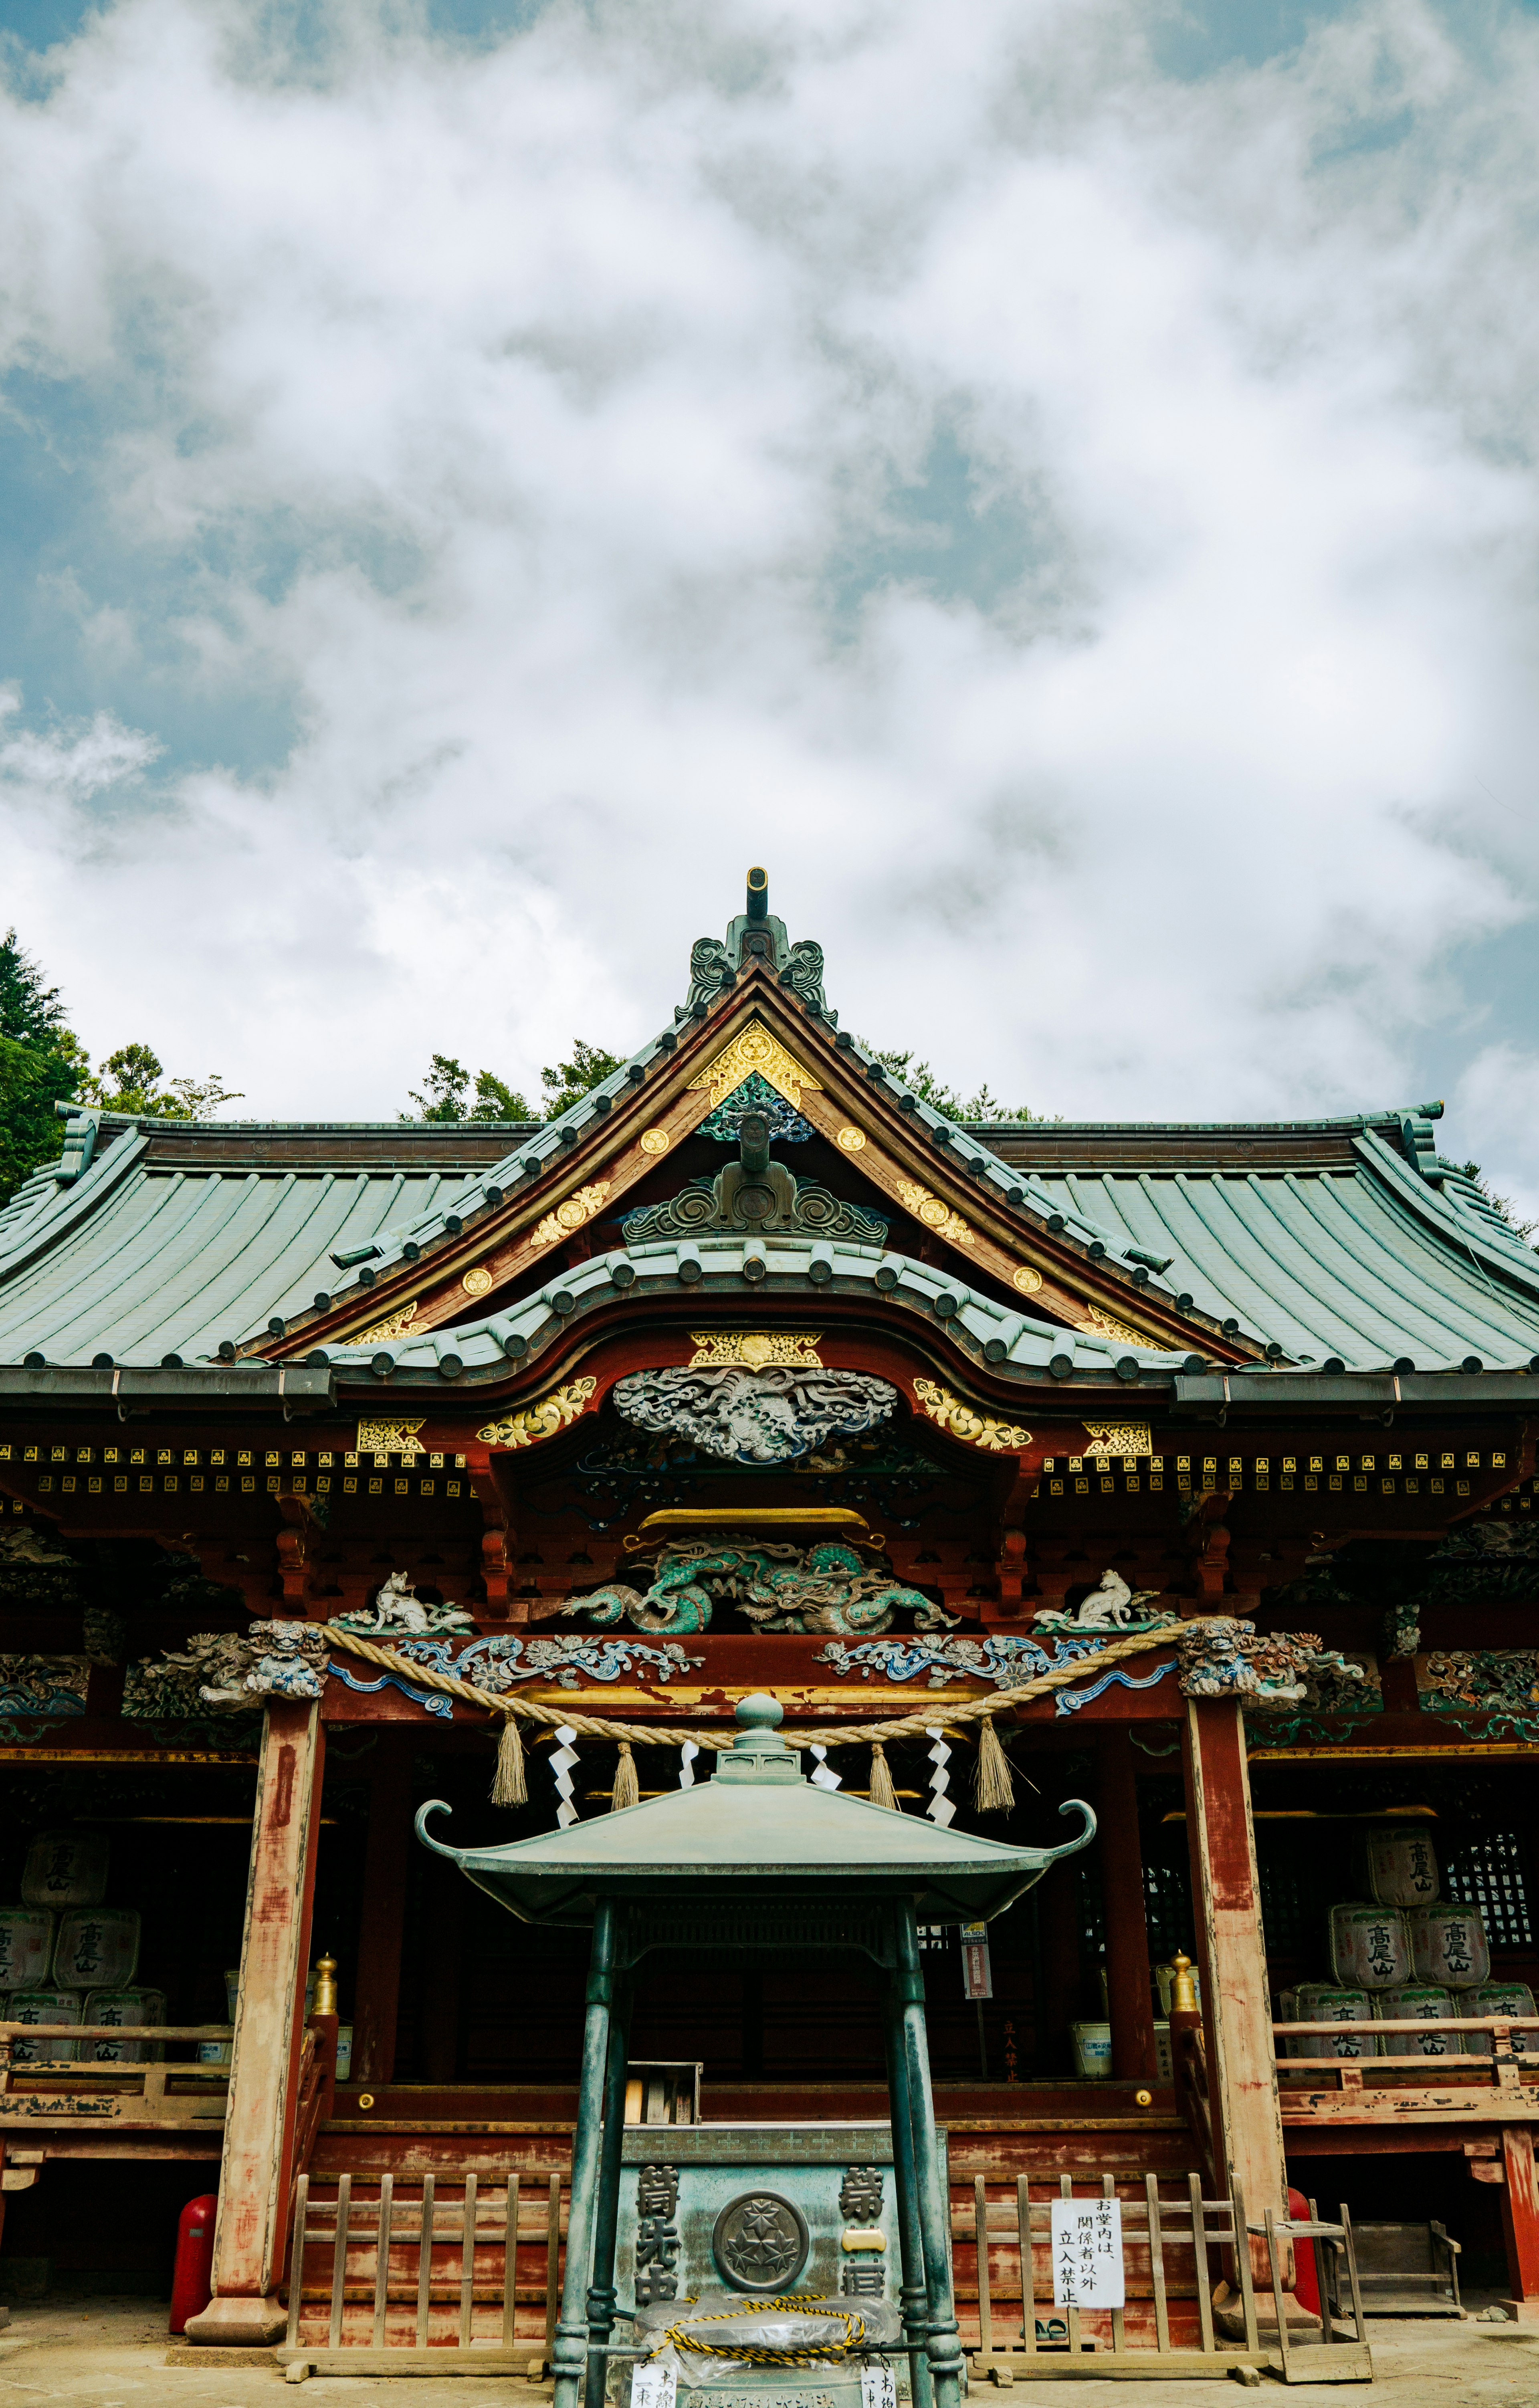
[1361,1823,1440,1908]
[1293,1985,1377,2059]
[7,1989,82,2063]
[1329,1901,1412,1990]
[1375,1985,1461,2056]
[0,1907,55,1989]
[83,1986,166,2063]
[20,1830,108,1909]
[1408,1901,1490,1990]
[53,1907,141,1991]
[1458,1982,1539,2056]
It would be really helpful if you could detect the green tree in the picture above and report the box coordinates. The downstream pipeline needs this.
[404,1056,533,1123]
[0,932,243,1208]
[81,1045,242,1121]
[865,1046,1037,1121]
[540,1040,622,1119]
[0,930,83,1204]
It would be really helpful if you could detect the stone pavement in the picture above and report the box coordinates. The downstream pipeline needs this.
[0,2295,1537,2404]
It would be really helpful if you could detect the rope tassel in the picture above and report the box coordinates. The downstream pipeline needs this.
[490,1711,527,1808]
[611,1740,640,1812]
[973,1713,1016,1814]
[867,1742,899,1811]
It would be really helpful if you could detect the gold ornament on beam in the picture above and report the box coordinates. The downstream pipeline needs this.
[896,1182,973,1246]
[531,1183,610,1252]
[351,1302,420,1344]
[639,1127,672,1155]
[1083,1421,1153,1459]
[1011,1264,1044,1294]
[1081,1306,1158,1351]
[689,1022,822,1111]
[912,1379,1031,1452]
[356,1417,427,1457]
[478,1377,598,1448]
[688,1330,824,1369]
[461,1266,495,1298]
[835,1125,866,1152]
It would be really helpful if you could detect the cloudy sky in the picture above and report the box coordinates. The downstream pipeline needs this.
[4,0,1539,1205]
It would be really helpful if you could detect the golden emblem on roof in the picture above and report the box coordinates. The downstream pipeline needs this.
[531,1183,610,1252]
[689,1022,822,1111]
[688,1331,824,1369]
[897,1182,973,1246]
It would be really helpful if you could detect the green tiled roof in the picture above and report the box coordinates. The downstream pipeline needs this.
[1,866,1537,1383]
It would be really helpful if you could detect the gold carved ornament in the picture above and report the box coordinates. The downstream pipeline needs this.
[531,1183,610,1252]
[1082,1421,1153,1459]
[461,1266,494,1298]
[896,1183,973,1246]
[639,1127,671,1156]
[356,1418,427,1457]
[1081,1306,1158,1351]
[478,1377,598,1449]
[835,1126,866,1153]
[912,1378,1031,1452]
[688,1023,822,1111]
[1011,1264,1043,1294]
[689,1331,824,1370]
[351,1301,420,1345]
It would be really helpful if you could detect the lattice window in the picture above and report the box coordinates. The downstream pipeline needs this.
[1079,1854,1107,1959]
[1257,1851,1317,1958]
[1444,1831,1534,1948]
[1142,1855,1192,1964]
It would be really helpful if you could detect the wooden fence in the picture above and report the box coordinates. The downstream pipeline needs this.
[277,2167,566,2377]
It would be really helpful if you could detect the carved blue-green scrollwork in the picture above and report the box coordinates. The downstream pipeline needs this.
[699,1072,814,1145]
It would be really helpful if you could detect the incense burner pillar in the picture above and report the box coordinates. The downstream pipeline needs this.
[892,1902,964,2408]
[553,1899,620,2408]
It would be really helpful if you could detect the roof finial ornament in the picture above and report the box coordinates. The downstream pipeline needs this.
[678,869,828,1018]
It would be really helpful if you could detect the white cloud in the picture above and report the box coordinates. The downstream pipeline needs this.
[0,0,1537,1154]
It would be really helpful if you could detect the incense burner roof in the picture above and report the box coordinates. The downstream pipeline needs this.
[416,1693,1096,1932]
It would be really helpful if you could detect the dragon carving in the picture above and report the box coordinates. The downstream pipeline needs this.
[577,1538,955,1638]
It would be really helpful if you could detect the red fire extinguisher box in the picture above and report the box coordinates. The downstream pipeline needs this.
[168,2194,218,2334]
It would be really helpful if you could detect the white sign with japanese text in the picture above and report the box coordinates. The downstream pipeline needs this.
[1050,2194,1124,2309]
[632,2362,677,2408]
[860,2364,899,2408]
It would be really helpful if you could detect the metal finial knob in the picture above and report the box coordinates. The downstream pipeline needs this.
[746,866,769,923]
[733,1692,785,1749]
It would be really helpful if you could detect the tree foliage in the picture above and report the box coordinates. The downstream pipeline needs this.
[405,1055,534,1123]
[404,1040,620,1125]
[0,930,242,1208]
[865,1046,1037,1121]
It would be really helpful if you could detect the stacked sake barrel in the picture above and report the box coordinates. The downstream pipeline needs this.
[0,1831,164,2063]
[1278,1824,1537,2059]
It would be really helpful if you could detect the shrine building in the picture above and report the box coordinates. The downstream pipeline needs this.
[0,867,1537,2356]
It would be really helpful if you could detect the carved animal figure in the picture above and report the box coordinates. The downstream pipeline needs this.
[579,1539,950,1638]
[337,1570,473,1636]
[1072,1568,1161,1627]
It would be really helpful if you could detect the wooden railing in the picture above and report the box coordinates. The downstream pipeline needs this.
[1274,2016,1539,2122]
[0,2022,232,2129]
